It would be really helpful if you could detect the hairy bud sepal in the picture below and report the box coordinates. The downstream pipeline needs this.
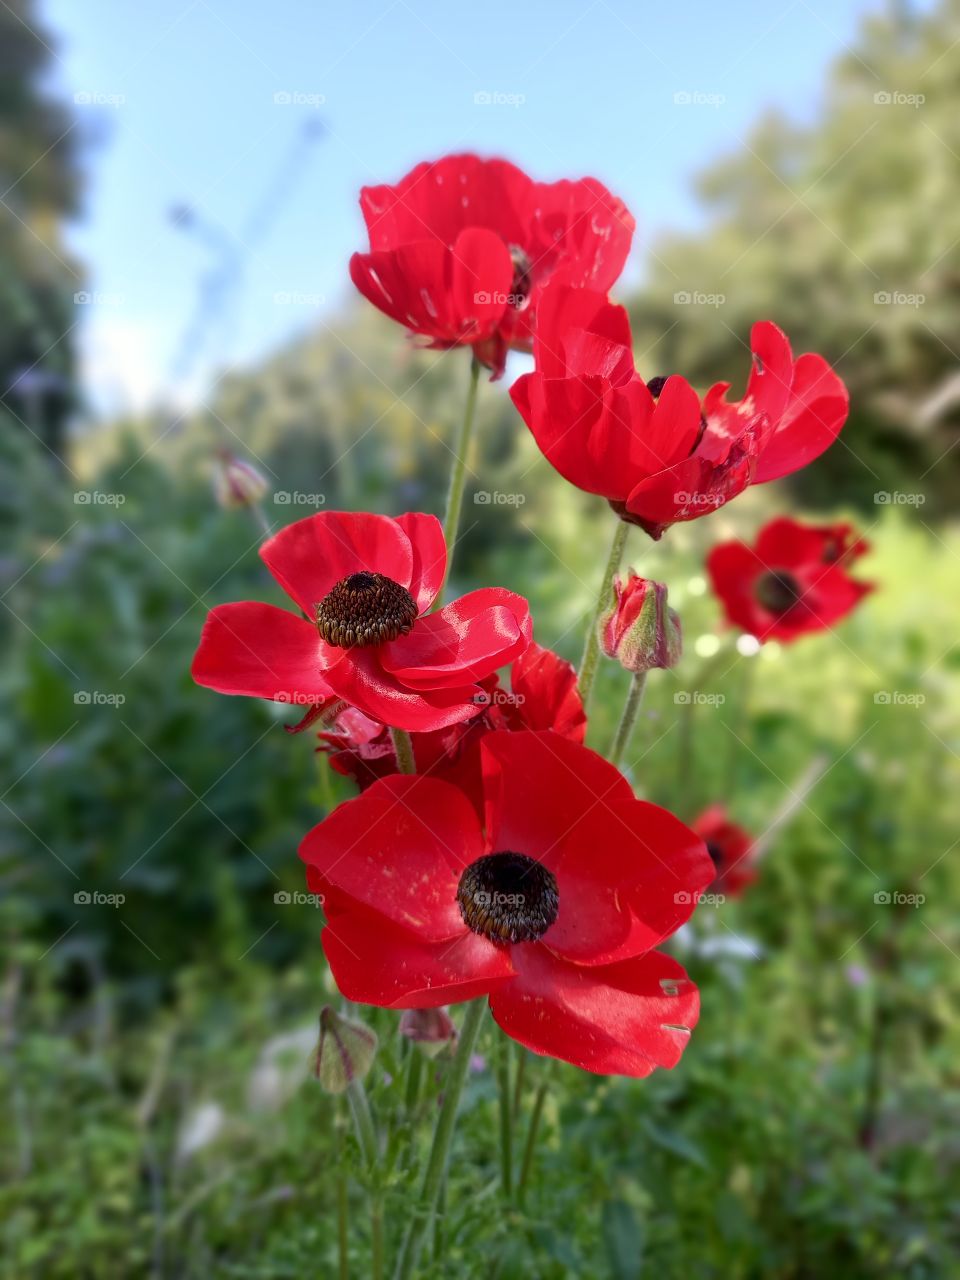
[599,572,682,674]
[313,1005,378,1094]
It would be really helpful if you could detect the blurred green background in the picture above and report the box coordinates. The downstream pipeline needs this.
[2,1,959,1276]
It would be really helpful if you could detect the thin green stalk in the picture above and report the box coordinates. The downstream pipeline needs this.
[495,1026,513,1197]
[517,1064,554,1209]
[609,671,648,769]
[439,355,481,601]
[390,727,416,775]
[336,1112,349,1280]
[347,1079,383,1280]
[577,519,629,707]
[511,1044,527,1121]
[392,999,486,1280]
[403,1044,423,1117]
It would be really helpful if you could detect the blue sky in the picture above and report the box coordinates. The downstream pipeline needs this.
[42,0,896,414]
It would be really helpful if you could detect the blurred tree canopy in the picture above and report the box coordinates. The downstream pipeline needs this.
[0,0,82,462]
[627,0,960,513]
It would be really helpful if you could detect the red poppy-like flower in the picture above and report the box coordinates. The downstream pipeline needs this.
[301,731,713,1077]
[692,805,757,897]
[318,642,586,814]
[350,154,635,379]
[191,511,532,732]
[706,516,872,644]
[510,283,849,538]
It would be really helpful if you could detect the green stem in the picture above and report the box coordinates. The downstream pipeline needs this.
[336,1114,350,1280]
[517,1065,553,1209]
[390,728,416,775]
[495,1026,513,1197]
[403,1044,423,1117]
[511,1044,527,1121]
[439,355,481,602]
[609,671,648,769]
[346,1079,383,1280]
[577,519,629,708]
[392,999,486,1280]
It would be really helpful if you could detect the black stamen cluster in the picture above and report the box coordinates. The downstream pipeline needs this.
[457,851,559,944]
[316,571,418,648]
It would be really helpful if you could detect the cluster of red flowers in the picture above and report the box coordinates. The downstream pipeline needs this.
[193,153,871,1079]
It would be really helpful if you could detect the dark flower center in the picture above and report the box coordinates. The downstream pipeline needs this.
[315,571,417,648]
[755,569,803,615]
[456,852,559,945]
[705,840,725,870]
[508,244,533,309]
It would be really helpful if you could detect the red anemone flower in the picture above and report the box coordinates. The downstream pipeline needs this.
[350,154,635,379]
[510,282,849,538]
[301,731,713,1077]
[191,511,532,732]
[707,515,872,644]
[692,805,757,897]
[318,642,586,811]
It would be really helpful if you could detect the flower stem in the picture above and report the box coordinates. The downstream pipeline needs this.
[609,671,648,769]
[403,1043,423,1116]
[390,727,416,775]
[346,1078,383,1280]
[439,355,481,602]
[517,1063,554,1209]
[392,998,486,1280]
[577,519,629,708]
[494,1025,513,1197]
[336,1111,349,1280]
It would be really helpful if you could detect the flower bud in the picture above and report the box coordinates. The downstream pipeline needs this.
[213,452,268,510]
[312,1005,378,1094]
[399,1006,458,1058]
[599,572,682,673]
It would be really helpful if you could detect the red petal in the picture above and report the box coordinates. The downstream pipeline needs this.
[393,512,446,611]
[320,646,485,732]
[754,351,849,483]
[510,643,586,743]
[261,512,413,617]
[323,907,515,1009]
[300,774,479,939]
[490,947,699,1076]
[380,588,532,689]
[191,602,331,702]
